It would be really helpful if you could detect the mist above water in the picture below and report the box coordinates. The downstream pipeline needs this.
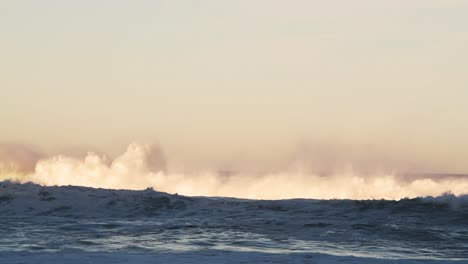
[1,142,467,200]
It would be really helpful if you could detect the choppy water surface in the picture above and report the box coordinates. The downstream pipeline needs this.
[1,182,468,263]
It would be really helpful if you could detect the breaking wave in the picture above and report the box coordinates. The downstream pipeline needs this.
[1,143,468,200]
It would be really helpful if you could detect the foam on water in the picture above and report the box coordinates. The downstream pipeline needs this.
[2,143,468,200]
[2,143,468,263]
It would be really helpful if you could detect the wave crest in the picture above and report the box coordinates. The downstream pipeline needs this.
[1,143,468,200]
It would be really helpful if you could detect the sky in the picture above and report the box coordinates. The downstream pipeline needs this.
[1,0,468,173]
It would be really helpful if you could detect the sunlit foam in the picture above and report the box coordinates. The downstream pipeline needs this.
[1,143,468,200]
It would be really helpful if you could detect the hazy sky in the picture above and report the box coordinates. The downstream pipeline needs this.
[1,1,467,172]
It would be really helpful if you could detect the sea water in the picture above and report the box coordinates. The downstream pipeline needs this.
[1,181,467,263]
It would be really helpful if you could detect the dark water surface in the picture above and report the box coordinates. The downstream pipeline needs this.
[1,182,468,263]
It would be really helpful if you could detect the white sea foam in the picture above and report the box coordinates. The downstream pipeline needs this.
[1,143,468,200]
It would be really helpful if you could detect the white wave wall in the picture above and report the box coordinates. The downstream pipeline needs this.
[1,143,468,200]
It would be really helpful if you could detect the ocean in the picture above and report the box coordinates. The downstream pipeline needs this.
[1,181,467,263]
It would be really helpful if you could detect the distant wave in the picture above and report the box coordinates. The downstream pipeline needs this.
[1,181,468,218]
[1,143,468,200]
